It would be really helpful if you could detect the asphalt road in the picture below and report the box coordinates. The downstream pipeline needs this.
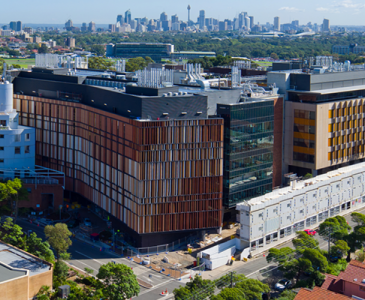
[15,206,365,299]
[17,219,187,300]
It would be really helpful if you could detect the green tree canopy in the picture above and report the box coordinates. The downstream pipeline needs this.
[293,231,319,253]
[211,287,245,300]
[26,232,55,263]
[266,247,295,264]
[0,217,26,248]
[0,178,29,220]
[234,278,270,300]
[303,248,328,272]
[44,223,72,259]
[174,276,215,300]
[91,44,105,56]
[97,262,140,300]
[319,216,351,241]
[88,56,115,70]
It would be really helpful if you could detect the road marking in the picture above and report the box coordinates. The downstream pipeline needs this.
[245,262,277,277]
[137,278,175,296]
[74,251,104,264]
[157,294,174,300]
[71,259,99,272]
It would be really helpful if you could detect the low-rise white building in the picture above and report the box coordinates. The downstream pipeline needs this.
[0,81,35,177]
[237,162,365,255]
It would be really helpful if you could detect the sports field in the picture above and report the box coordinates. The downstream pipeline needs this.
[253,61,272,67]
[4,58,35,68]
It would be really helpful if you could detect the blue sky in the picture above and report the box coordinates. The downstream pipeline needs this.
[1,0,364,25]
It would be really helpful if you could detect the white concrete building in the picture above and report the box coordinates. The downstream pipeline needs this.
[237,162,365,255]
[0,81,35,178]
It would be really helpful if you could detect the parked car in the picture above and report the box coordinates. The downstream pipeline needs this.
[84,218,92,227]
[275,279,292,291]
[67,219,80,229]
[304,229,317,236]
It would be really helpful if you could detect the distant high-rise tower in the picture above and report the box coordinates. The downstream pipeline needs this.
[65,19,73,30]
[16,21,22,31]
[274,16,280,31]
[117,15,124,24]
[88,22,96,32]
[323,19,330,32]
[249,16,254,29]
[125,10,131,24]
[238,12,245,29]
[160,12,168,22]
[66,37,75,48]
[171,15,179,24]
[9,21,17,31]
[198,10,205,29]
[187,5,191,26]
[81,23,87,32]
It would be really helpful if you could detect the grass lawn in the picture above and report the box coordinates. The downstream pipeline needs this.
[253,61,273,67]
[4,58,35,68]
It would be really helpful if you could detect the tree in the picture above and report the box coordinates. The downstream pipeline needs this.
[270,52,279,60]
[38,44,49,54]
[266,247,295,264]
[319,216,351,242]
[174,276,215,300]
[88,57,115,70]
[44,223,72,259]
[53,260,69,282]
[277,290,296,300]
[330,240,350,258]
[211,288,245,300]
[0,178,29,221]
[91,44,105,56]
[0,217,26,248]
[27,232,55,263]
[215,272,246,289]
[282,258,313,283]
[303,173,313,179]
[97,262,140,300]
[293,231,319,253]
[234,278,270,300]
[35,285,53,300]
[303,248,328,272]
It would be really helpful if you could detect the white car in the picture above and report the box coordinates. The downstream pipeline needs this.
[84,218,92,227]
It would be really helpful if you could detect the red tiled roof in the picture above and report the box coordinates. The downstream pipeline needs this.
[321,273,338,291]
[337,260,365,286]
[294,287,351,300]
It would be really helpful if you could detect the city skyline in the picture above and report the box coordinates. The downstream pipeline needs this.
[0,0,365,25]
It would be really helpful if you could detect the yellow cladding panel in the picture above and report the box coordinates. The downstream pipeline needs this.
[293,146,315,155]
[293,132,315,141]
[294,118,316,126]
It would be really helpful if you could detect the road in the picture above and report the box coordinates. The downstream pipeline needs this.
[16,206,365,299]
[17,219,186,300]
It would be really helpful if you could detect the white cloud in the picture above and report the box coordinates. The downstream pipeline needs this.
[333,0,365,9]
[316,7,330,11]
[279,7,302,12]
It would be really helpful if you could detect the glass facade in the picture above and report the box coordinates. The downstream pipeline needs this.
[217,100,274,208]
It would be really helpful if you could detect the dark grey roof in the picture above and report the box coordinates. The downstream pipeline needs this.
[0,263,27,282]
[0,242,51,278]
